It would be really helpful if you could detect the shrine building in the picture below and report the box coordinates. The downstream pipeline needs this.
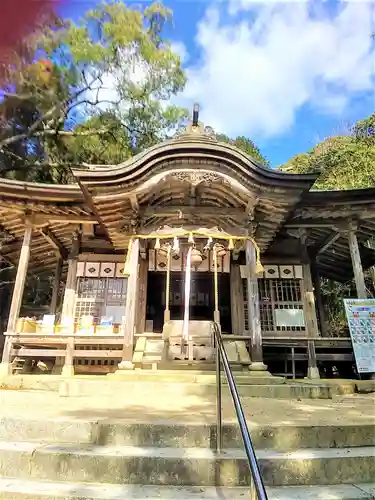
[0,111,374,379]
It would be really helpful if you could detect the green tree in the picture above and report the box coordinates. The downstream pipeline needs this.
[217,133,269,167]
[0,1,188,181]
[279,113,375,190]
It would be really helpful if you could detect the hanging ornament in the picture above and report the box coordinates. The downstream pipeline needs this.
[203,237,212,252]
[256,261,264,274]
[172,236,180,255]
[228,238,234,250]
[188,232,194,244]
[214,243,227,257]
[158,243,169,259]
[154,238,161,250]
[191,248,203,265]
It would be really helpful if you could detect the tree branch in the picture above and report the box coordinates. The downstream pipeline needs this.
[0,75,103,149]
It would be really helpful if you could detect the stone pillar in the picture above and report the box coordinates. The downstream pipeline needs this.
[49,255,63,315]
[0,223,32,376]
[118,238,140,370]
[348,228,367,299]
[245,240,268,373]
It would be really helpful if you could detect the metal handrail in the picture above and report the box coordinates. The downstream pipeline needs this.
[212,321,268,500]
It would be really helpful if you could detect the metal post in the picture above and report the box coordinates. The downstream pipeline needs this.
[216,338,222,452]
[250,479,258,500]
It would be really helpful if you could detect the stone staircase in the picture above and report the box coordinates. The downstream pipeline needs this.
[0,417,374,499]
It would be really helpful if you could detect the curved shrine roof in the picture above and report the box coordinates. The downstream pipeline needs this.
[0,125,374,281]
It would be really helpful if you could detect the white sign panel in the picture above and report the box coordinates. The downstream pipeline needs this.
[344,299,375,374]
[275,309,305,328]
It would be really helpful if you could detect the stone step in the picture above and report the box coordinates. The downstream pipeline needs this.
[0,478,374,500]
[2,371,287,385]
[1,375,338,399]
[0,441,373,486]
[58,381,335,399]
[1,418,374,450]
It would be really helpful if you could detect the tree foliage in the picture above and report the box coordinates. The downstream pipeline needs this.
[217,134,269,167]
[279,113,375,190]
[0,1,188,181]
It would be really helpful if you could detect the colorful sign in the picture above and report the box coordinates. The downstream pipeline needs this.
[344,299,375,374]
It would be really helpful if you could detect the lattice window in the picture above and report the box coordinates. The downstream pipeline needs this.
[243,278,305,333]
[74,278,127,324]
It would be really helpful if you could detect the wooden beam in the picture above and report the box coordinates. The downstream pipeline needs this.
[11,348,66,357]
[285,220,343,229]
[73,350,122,358]
[32,214,98,226]
[38,228,68,260]
[129,194,139,211]
[311,231,341,257]
[141,205,245,218]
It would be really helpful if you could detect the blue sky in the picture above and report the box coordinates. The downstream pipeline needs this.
[59,0,375,167]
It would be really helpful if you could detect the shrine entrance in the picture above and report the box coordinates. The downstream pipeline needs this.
[146,271,231,333]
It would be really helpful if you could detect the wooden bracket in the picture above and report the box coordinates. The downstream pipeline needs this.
[38,227,68,260]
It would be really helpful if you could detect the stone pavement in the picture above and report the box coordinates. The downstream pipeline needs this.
[0,386,374,426]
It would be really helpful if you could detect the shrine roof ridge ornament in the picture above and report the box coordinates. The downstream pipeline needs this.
[174,103,217,142]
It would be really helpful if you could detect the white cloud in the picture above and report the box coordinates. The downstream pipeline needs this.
[177,0,375,139]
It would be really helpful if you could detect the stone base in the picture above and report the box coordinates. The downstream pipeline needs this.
[163,310,171,323]
[248,362,272,377]
[116,360,135,371]
[307,366,321,380]
[61,365,75,377]
[0,362,12,378]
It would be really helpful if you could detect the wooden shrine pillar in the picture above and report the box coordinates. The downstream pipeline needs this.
[311,263,328,337]
[230,263,245,335]
[245,240,268,373]
[164,246,171,323]
[49,255,63,315]
[60,231,80,377]
[348,227,367,299]
[118,238,140,370]
[61,233,80,322]
[298,230,320,379]
[213,248,220,325]
[301,260,320,379]
[136,257,148,334]
[0,223,32,376]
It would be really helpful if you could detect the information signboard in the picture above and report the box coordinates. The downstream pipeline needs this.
[343,299,375,374]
